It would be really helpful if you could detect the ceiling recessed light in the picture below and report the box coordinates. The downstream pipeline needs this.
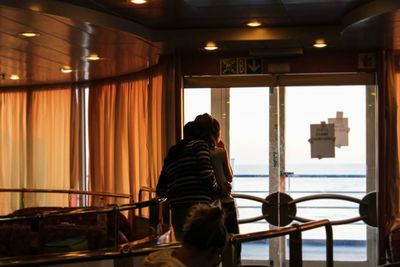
[247,21,262,27]
[86,54,101,61]
[60,66,73,73]
[204,41,218,51]
[313,38,327,48]
[130,0,147,4]
[10,74,19,80]
[18,32,40,37]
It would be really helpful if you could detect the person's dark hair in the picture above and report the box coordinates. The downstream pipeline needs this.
[194,113,214,146]
[184,121,198,139]
[211,118,220,147]
[182,203,227,250]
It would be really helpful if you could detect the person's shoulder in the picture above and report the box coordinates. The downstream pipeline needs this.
[143,249,186,267]
[212,146,227,156]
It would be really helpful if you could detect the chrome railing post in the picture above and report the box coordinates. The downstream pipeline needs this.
[20,189,25,209]
[325,224,334,267]
[223,236,236,267]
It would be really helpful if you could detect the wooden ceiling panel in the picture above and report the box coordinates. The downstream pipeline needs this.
[0,3,161,87]
[0,0,398,87]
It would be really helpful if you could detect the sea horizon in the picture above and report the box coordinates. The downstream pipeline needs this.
[232,163,366,175]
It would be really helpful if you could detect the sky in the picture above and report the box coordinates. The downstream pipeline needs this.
[184,85,371,173]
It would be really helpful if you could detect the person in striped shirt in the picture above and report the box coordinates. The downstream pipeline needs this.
[156,114,221,241]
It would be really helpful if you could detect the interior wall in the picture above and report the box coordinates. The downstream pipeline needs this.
[180,50,376,76]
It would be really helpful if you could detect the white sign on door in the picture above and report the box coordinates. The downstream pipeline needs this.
[328,111,350,148]
[309,122,335,159]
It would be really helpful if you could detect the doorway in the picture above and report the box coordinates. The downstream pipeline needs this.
[183,74,377,266]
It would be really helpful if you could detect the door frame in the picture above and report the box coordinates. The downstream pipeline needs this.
[183,72,377,266]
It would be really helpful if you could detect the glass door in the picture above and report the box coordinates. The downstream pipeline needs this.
[183,74,377,267]
[280,85,377,266]
[184,87,272,263]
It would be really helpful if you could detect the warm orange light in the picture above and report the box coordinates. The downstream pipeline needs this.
[247,21,262,27]
[18,32,40,37]
[313,38,327,48]
[130,0,147,4]
[86,54,100,61]
[10,74,20,80]
[60,66,73,73]
[204,42,218,51]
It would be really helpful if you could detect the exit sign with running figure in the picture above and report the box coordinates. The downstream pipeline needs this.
[220,57,263,75]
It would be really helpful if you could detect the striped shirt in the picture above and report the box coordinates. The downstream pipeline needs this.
[156,139,220,208]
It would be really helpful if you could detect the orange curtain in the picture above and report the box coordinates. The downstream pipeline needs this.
[88,58,180,205]
[148,68,164,190]
[27,87,72,207]
[0,86,77,213]
[88,82,117,205]
[118,76,150,203]
[0,91,27,214]
[379,51,400,263]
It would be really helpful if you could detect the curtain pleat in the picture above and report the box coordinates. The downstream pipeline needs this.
[27,88,72,207]
[127,78,150,202]
[148,70,163,190]
[88,58,179,207]
[0,86,75,213]
[0,91,27,214]
[88,82,117,205]
[378,51,400,263]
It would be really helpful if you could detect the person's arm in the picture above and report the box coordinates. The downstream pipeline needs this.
[222,148,233,183]
[156,161,168,197]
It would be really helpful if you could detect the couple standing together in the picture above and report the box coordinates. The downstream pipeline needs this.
[156,113,239,240]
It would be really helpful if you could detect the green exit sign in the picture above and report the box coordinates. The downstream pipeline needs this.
[220,57,263,75]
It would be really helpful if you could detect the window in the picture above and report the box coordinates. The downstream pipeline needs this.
[184,76,377,266]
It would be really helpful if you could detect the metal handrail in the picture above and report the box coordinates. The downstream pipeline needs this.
[0,241,180,266]
[232,191,377,227]
[0,188,132,198]
[0,188,134,208]
[0,197,167,251]
[224,219,333,267]
[138,186,157,202]
[0,198,165,222]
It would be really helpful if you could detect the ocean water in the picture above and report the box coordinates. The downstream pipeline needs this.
[232,163,366,175]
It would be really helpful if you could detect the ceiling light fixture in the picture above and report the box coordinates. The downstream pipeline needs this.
[18,32,40,37]
[130,0,147,4]
[247,21,262,27]
[9,74,20,80]
[86,54,101,61]
[60,66,73,73]
[313,38,327,48]
[204,41,218,51]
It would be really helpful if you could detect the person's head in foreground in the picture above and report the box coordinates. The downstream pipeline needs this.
[144,203,227,267]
